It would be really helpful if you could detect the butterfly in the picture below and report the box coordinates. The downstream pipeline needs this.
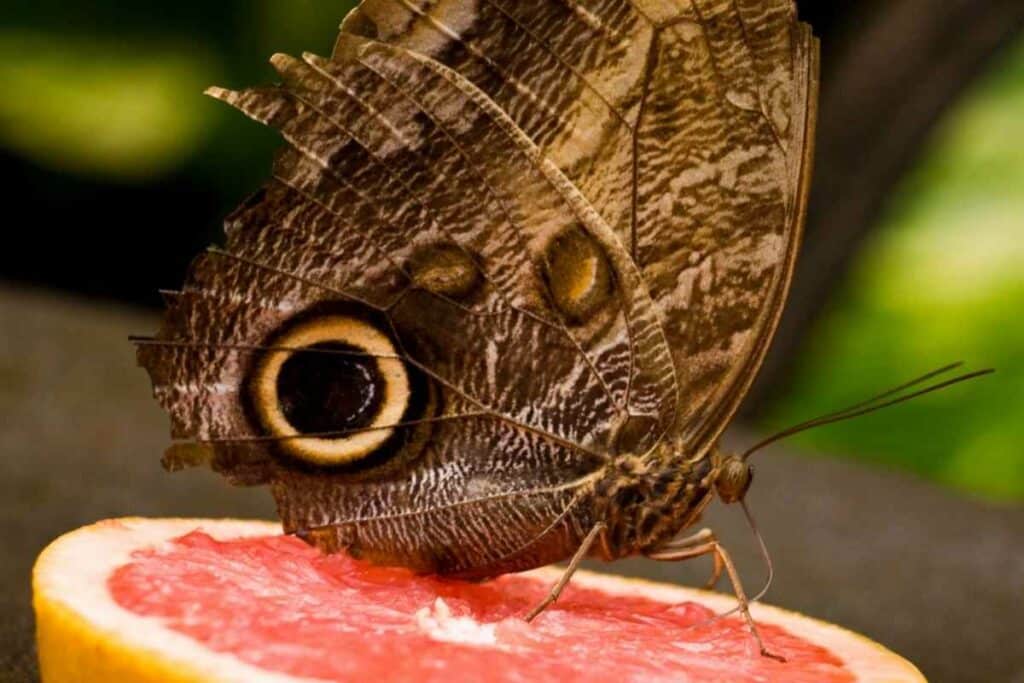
[137,0,819,657]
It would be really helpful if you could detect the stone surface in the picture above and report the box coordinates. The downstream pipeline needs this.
[2,286,1022,682]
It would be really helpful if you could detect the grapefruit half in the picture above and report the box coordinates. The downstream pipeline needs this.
[34,519,924,682]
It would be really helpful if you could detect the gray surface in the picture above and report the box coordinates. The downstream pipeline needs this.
[2,286,1022,682]
[1,287,276,683]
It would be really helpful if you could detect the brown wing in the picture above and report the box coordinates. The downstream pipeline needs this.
[342,0,819,452]
[137,35,678,575]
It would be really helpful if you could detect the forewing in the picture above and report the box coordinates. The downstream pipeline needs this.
[343,0,819,450]
[138,35,677,573]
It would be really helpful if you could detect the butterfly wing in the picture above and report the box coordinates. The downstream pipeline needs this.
[342,0,819,453]
[138,35,678,575]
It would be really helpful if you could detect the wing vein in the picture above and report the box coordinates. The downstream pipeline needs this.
[341,50,627,412]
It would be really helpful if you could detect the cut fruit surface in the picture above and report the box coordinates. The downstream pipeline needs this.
[34,519,925,683]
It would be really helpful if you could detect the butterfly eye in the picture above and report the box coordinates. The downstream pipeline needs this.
[250,315,411,466]
[544,227,614,323]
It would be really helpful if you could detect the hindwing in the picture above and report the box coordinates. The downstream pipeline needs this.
[139,33,679,574]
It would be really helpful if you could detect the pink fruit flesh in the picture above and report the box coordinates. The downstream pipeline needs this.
[108,532,853,683]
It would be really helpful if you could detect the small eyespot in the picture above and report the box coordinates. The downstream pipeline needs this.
[250,315,410,466]
[408,243,482,300]
[543,226,613,323]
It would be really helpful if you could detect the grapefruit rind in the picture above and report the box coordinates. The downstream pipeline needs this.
[552,570,925,683]
[34,518,926,683]
[34,519,297,683]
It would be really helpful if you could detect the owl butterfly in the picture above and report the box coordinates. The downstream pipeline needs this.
[138,0,818,657]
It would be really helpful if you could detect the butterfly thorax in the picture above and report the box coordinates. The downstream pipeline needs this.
[592,445,719,561]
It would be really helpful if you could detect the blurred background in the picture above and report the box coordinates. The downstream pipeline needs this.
[2,2,1023,682]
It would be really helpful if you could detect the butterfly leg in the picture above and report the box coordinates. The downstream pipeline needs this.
[660,529,726,589]
[525,522,607,623]
[647,532,784,662]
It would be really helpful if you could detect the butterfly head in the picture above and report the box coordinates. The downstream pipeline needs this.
[714,453,754,505]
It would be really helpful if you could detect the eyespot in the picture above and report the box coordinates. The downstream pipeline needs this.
[250,315,410,466]
[408,243,482,300]
[543,226,614,322]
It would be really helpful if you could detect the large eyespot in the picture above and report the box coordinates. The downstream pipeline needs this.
[250,316,411,466]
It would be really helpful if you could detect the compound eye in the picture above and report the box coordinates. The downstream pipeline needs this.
[250,316,410,466]
[715,457,753,504]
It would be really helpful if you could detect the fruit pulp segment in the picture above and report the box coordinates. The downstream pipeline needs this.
[108,532,853,683]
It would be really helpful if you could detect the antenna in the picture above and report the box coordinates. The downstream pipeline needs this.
[742,364,995,461]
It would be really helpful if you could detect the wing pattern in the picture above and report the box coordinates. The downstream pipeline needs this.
[138,0,816,574]
[139,33,678,574]
[344,0,818,452]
